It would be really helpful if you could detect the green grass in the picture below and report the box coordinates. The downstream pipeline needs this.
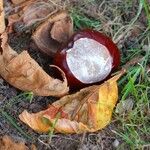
[115,11,149,150]
[70,9,101,30]
[71,0,150,149]
[42,112,60,144]
[0,92,34,140]
[115,61,150,149]
[1,111,32,140]
[142,0,150,28]
[114,0,150,147]
[1,92,33,109]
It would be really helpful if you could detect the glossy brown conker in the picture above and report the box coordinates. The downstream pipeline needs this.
[54,29,120,88]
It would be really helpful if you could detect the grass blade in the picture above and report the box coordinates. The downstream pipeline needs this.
[1,111,32,140]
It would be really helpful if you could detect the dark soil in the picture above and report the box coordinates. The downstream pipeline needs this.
[0,0,148,150]
[0,78,120,150]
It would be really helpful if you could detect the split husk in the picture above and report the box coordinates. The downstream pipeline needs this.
[32,10,73,56]
[7,0,73,33]
[7,0,73,56]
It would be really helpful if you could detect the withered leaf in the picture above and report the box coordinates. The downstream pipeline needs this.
[11,0,26,5]
[0,32,69,96]
[32,10,73,56]
[0,135,28,150]
[7,14,21,33]
[0,0,5,34]
[19,71,124,133]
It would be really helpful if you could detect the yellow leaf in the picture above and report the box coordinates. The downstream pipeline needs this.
[19,70,125,133]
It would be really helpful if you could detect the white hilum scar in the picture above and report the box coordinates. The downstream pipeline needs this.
[66,38,113,83]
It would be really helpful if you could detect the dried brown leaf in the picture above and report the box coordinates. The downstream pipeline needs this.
[0,32,69,96]
[11,0,26,5]
[19,71,125,133]
[0,135,28,150]
[0,0,5,34]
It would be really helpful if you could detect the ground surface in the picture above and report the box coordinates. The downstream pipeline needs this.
[0,0,150,150]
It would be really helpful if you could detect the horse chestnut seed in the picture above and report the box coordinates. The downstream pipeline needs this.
[54,29,120,88]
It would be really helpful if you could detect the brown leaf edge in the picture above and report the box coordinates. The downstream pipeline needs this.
[0,0,5,34]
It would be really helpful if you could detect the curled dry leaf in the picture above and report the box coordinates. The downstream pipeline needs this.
[0,1,69,96]
[32,10,73,56]
[0,135,28,150]
[0,32,69,96]
[0,0,5,34]
[0,0,68,96]
[19,71,125,133]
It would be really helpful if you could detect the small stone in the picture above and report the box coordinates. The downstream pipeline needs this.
[112,139,119,148]
[0,94,4,101]
[115,98,134,114]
